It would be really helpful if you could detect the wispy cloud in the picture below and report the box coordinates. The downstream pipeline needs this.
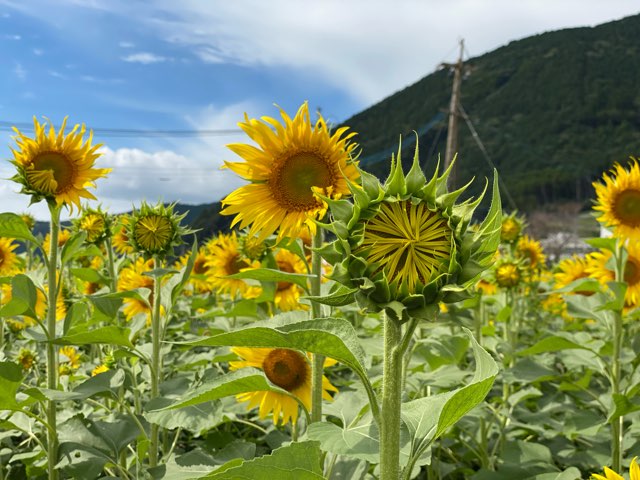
[122,52,167,64]
[48,70,65,78]
[32,48,43,55]
[14,63,26,80]
[4,33,20,40]
[119,41,134,48]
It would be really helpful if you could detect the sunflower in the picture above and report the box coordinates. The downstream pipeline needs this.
[10,117,110,211]
[238,232,268,262]
[476,278,497,295]
[17,348,37,370]
[357,201,452,293]
[117,257,155,321]
[229,347,337,425]
[593,158,640,239]
[128,202,189,258]
[20,213,36,231]
[274,249,308,311]
[44,228,71,255]
[221,102,359,242]
[205,232,261,299]
[592,457,640,480]
[91,364,109,376]
[175,248,212,294]
[494,260,523,289]
[515,235,546,269]
[587,244,640,308]
[112,215,134,255]
[500,212,525,244]
[59,346,81,375]
[554,254,593,294]
[75,206,110,244]
[0,238,21,276]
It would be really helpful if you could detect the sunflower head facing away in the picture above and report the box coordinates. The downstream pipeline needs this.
[229,347,337,425]
[74,205,111,244]
[593,158,640,239]
[323,140,502,323]
[127,202,190,258]
[10,117,110,211]
[221,102,359,242]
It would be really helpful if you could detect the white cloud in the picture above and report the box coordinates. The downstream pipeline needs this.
[4,33,20,40]
[122,52,167,64]
[32,48,43,55]
[48,70,65,78]
[14,63,26,80]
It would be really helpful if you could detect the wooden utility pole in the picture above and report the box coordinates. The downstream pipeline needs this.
[442,39,466,188]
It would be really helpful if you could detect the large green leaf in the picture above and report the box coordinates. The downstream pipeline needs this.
[307,422,380,463]
[144,397,224,436]
[226,268,313,291]
[54,325,133,348]
[25,369,125,402]
[519,333,601,357]
[0,362,23,411]
[0,274,39,320]
[0,213,39,245]
[401,329,498,454]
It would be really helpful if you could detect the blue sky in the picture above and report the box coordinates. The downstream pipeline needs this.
[1,0,638,220]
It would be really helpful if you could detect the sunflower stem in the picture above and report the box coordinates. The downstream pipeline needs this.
[310,227,325,424]
[46,203,61,480]
[149,256,163,468]
[105,237,117,293]
[610,239,626,472]
[380,311,403,480]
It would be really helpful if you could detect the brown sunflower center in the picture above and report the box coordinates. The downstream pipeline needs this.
[262,348,308,391]
[613,189,640,227]
[31,151,76,193]
[624,257,640,286]
[271,152,333,211]
[224,253,246,276]
[276,259,295,291]
[0,249,4,266]
[193,257,207,275]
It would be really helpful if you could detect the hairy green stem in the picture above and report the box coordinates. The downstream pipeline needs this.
[380,312,403,480]
[149,256,163,467]
[611,239,626,472]
[105,237,117,293]
[310,227,325,424]
[46,203,61,480]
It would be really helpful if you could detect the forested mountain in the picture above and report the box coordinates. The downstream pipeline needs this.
[345,13,640,211]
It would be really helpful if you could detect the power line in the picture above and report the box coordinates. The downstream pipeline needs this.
[0,121,244,138]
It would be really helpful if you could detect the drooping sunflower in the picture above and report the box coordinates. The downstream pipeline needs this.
[592,456,640,480]
[323,140,501,321]
[586,243,640,308]
[554,254,593,294]
[221,102,359,242]
[274,249,308,312]
[117,257,155,321]
[593,158,640,239]
[205,232,261,299]
[0,238,21,276]
[229,347,337,425]
[10,117,110,211]
[516,235,546,269]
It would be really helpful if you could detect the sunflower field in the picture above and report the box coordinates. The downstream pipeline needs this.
[0,104,639,480]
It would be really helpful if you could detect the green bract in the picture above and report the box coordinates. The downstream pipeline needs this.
[127,201,192,258]
[318,140,502,323]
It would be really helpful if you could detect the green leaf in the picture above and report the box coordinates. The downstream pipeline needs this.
[60,231,87,264]
[25,369,125,402]
[203,441,324,480]
[144,398,223,436]
[519,335,598,357]
[607,393,640,422]
[171,237,198,306]
[597,281,627,312]
[63,301,89,334]
[305,285,358,306]
[226,268,312,291]
[0,213,39,245]
[55,325,133,348]
[0,362,23,411]
[307,422,379,462]
[401,329,498,446]
[70,268,108,284]
[0,274,38,319]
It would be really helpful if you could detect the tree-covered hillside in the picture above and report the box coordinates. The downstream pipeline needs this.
[345,14,640,211]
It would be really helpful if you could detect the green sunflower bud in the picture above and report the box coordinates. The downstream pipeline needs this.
[127,201,192,258]
[73,205,112,244]
[319,139,502,323]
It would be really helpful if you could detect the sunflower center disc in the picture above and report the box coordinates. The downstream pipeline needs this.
[134,215,173,252]
[32,151,76,193]
[614,189,640,227]
[193,257,207,275]
[263,349,307,391]
[0,249,4,266]
[624,257,640,286]
[225,254,246,276]
[274,152,332,210]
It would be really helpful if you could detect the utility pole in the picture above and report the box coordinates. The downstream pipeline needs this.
[442,39,466,188]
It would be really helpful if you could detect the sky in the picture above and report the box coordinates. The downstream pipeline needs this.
[0,0,638,221]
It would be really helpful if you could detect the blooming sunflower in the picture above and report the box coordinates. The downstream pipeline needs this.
[205,232,261,299]
[117,257,155,321]
[274,249,308,311]
[175,248,212,294]
[516,235,546,269]
[17,348,37,370]
[554,254,593,294]
[494,260,523,289]
[0,237,21,276]
[593,158,640,239]
[587,243,640,308]
[229,347,337,425]
[10,117,110,211]
[221,102,359,242]
[592,457,640,480]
